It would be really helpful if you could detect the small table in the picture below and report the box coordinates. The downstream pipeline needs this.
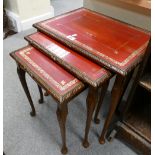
[25,31,111,147]
[34,8,150,144]
[10,46,86,154]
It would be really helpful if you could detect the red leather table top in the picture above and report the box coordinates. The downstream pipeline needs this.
[34,8,150,76]
[10,46,85,103]
[25,32,111,87]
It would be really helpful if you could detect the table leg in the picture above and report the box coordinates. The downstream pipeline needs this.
[94,81,109,124]
[99,74,128,144]
[37,85,44,104]
[56,103,68,154]
[44,91,49,96]
[17,66,36,116]
[82,87,98,148]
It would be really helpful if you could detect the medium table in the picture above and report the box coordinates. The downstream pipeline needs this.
[34,8,150,144]
[25,31,111,147]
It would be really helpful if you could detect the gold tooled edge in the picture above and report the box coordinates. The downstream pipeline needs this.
[10,47,85,104]
[25,35,111,87]
[34,24,148,76]
[33,8,150,76]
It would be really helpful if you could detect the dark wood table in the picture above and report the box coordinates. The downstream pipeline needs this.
[25,31,111,147]
[109,43,151,154]
[33,8,150,144]
[10,46,86,154]
[10,43,111,153]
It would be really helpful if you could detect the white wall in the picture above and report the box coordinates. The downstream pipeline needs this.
[17,0,52,20]
[5,0,54,32]
[4,0,19,14]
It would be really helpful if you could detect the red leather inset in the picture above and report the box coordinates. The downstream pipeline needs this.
[36,8,150,74]
[27,32,110,82]
[15,46,83,95]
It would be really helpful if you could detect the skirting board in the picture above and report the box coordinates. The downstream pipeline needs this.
[5,6,54,32]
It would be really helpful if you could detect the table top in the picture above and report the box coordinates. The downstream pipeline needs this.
[10,46,85,103]
[34,8,150,76]
[25,32,111,87]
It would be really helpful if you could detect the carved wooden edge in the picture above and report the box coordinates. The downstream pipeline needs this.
[10,47,86,104]
[116,121,151,155]
[33,24,149,76]
[25,35,112,87]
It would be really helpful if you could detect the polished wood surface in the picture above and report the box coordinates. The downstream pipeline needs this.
[11,46,85,103]
[119,0,151,10]
[94,81,110,124]
[17,66,36,116]
[99,74,131,144]
[25,32,111,87]
[34,8,150,75]
[139,73,151,91]
[56,103,68,154]
[83,87,99,148]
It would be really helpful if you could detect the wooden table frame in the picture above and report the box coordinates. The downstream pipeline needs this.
[94,40,151,144]
[11,49,87,154]
[11,49,109,154]
[25,32,112,148]
[16,64,84,154]
[11,8,150,153]
[98,73,132,144]
[33,8,150,145]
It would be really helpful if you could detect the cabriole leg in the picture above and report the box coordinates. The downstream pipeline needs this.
[56,103,68,154]
[17,66,36,116]
[37,84,44,104]
[99,75,128,144]
[82,87,98,148]
[44,91,49,96]
[94,81,109,124]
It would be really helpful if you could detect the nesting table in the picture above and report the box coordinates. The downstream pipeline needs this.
[10,7,150,154]
[33,8,150,144]
[25,31,111,148]
[10,46,86,154]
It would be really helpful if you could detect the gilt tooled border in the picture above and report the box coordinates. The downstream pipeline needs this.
[33,6,150,75]
[25,35,111,87]
[40,22,149,67]
[34,24,149,76]
[10,48,85,103]
[19,47,80,91]
[34,7,150,35]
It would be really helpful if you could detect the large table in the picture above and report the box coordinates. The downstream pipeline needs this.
[34,8,150,144]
